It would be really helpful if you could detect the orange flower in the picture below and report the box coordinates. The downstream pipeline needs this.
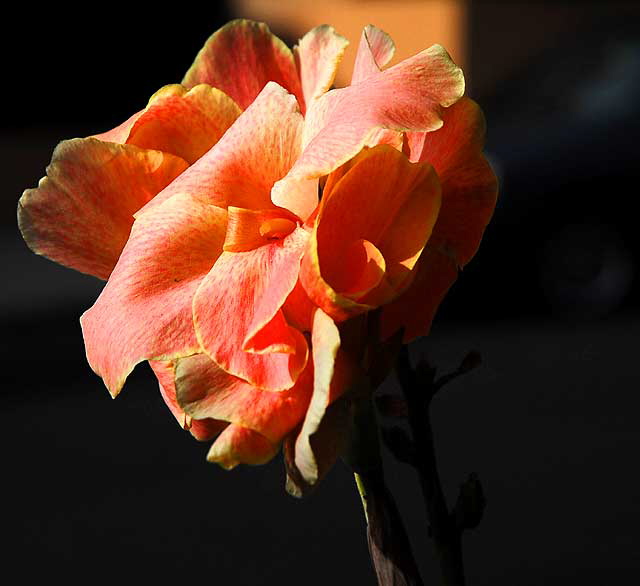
[17,21,497,487]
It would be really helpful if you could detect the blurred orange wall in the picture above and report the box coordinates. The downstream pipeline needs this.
[231,0,466,86]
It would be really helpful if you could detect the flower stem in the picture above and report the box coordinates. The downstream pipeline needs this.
[396,346,467,586]
[348,396,424,586]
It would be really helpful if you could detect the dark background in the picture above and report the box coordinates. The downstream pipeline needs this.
[2,2,639,584]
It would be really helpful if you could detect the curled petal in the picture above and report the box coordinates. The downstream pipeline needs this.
[149,360,226,441]
[81,194,227,396]
[223,206,299,253]
[277,43,464,190]
[207,424,279,469]
[294,25,349,109]
[18,139,188,279]
[293,309,353,486]
[182,19,303,111]
[175,353,313,444]
[96,84,241,165]
[139,82,313,217]
[351,24,395,84]
[300,145,441,322]
[193,226,310,391]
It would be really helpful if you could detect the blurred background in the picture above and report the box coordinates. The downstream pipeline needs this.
[3,1,639,583]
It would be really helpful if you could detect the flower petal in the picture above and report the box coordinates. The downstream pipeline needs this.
[207,424,279,469]
[379,246,458,342]
[193,225,309,391]
[17,139,189,280]
[182,19,303,111]
[80,193,227,396]
[149,360,226,441]
[175,353,313,444]
[277,43,464,189]
[293,308,352,485]
[380,99,499,342]
[93,84,240,165]
[300,145,441,322]
[351,24,395,84]
[136,82,312,218]
[407,97,498,266]
[294,25,349,108]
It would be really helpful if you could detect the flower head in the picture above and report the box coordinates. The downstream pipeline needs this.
[17,20,497,491]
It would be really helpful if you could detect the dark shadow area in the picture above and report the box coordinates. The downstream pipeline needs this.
[2,3,639,584]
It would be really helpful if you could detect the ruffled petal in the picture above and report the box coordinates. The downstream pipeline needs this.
[17,139,188,279]
[207,424,279,469]
[149,360,226,441]
[193,225,309,391]
[407,97,498,266]
[174,353,313,444]
[276,43,464,191]
[294,25,349,108]
[300,145,441,322]
[80,193,227,396]
[92,109,144,144]
[182,19,303,111]
[95,84,241,165]
[136,82,313,218]
[351,24,395,84]
[293,308,352,485]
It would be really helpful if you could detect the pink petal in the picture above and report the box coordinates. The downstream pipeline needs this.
[193,225,309,391]
[207,424,279,469]
[18,139,188,279]
[174,353,313,444]
[182,19,303,111]
[351,24,395,84]
[81,193,227,396]
[294,25,349,110]
[136,82,315,219]
[276,43,464,192]
[149,360,226,441]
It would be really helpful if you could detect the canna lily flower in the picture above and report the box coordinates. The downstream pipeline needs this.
[17,20,497,487]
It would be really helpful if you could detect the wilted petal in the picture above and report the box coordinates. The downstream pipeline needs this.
[207,424,279,469]
[182,19,303,111]
[193,225,309,391]
[351,24,395,84]
[294,25,349,108]
[277,43,464,190]
[137,82,314,218]
[149,360,226,441]
[18,139,188,279]
[175,353,313,444]
[81,193,227,396]
[300,146,441,322]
